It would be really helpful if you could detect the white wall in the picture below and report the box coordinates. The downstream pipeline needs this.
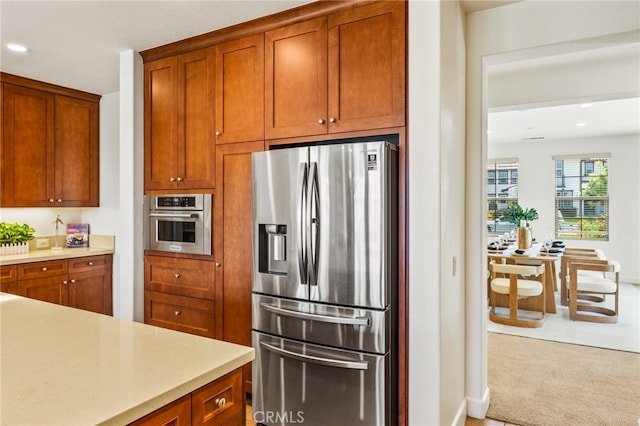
[489,134,640,283]
[465,0,640,419]
[408,1,467,425]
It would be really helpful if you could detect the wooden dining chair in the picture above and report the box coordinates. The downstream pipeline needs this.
[568,259,620,323]
[559,248,606,306]
[489,262,546,328]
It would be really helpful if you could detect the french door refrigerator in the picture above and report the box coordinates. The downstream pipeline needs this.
[251,141,398,426]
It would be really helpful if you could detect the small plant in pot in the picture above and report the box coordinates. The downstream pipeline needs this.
[0,222,36,255]
[503,204,538,249]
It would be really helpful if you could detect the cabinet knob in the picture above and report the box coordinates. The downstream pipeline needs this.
[174,273,181,279]
[174,310,181,316]
[329,117,336,123]
[62,280,68,285]
[215,262,221,268]
[42,267,48,272]
[57,199,62,203]
[317,118,325,124]
[48,198,54,203]
[176,177,183,182]
[170,177,176,182]
[215,398,226,408]
[88,262,94,266]
[70,279,76,283]
[215,130,222,136]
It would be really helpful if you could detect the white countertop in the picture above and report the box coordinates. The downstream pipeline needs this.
[0,235,115,265]
[0,294,255,425]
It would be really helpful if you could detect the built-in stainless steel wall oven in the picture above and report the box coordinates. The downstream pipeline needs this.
[144,194,212,255]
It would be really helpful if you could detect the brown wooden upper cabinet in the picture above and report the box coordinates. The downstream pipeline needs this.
[265,1,405,140]
[1,78,100,207]
[144,48,215,191]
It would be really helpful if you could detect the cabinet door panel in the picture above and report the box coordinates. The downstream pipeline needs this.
[265,18,327,139]
[215,142,264,347]
[1,84,55,206]
[55,95,99,206]
[145,255,215,300]
[178,48,215,189]
[18,275,64,305]
[145,290,215,338]
[215,34,264,144]
[68,269,112,315]
[328,1,405,132]
[144,57,178,190]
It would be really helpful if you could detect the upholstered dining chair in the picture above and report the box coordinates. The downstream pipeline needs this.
[559,248,606,306]
[568,258,620,323]
[489,262,546,328]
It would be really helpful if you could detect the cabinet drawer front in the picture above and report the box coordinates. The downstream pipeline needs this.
[192,369,243,425]
[144,291,215,338]
[17,260,68,279]
[68,255,110,273]
[128,394,191,426]
[1,265,17,284]
[145,256,215,300]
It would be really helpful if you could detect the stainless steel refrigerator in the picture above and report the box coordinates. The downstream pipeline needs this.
[251,141,398,426]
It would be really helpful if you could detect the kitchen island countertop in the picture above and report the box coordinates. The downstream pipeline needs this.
[0,293,254,425]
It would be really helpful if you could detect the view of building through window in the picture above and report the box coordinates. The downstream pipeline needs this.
[487,160,518,234]
[554,156,609,240]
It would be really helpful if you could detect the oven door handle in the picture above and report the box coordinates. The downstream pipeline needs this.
[260,341,369,370]
[259,302,370,326]
[148,213,200,219]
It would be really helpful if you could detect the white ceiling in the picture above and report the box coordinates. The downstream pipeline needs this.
[0,1,310,95]
[488,96,640,144]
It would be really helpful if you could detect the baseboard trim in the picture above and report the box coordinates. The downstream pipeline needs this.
[452,399,468,426]
[466,386,490,419]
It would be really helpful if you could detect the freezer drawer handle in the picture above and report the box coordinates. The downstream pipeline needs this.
[260,302,370,326]
[261,341,369,370]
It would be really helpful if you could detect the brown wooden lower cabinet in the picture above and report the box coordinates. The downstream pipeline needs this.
[0,265,18,294]
[10,255,113,315]
[144,290,216,338]
[129,368,244,426]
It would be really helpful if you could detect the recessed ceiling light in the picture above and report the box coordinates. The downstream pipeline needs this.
[576,122,586,127]
[6,43,29,53]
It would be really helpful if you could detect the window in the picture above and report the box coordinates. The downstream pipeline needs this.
[487,160,518,235]
[554,155,609,240]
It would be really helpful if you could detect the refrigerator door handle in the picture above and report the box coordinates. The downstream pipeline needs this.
[307,162,320,286]
[259,302,370,326]
[297,163,308,284]
[260,341,369,370]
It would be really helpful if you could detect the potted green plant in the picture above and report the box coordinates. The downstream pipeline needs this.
[503,204,539,227]
[503,204,538,249]
[0,222,36,255]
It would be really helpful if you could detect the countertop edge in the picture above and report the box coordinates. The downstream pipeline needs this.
[0,247,115,265]
[100,350,255,426]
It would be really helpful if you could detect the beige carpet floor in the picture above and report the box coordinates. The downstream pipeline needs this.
[487,332,640,426]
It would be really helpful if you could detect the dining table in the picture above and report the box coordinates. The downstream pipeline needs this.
[487,242,561,314]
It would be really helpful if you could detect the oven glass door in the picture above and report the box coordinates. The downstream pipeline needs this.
[150,212,203,254]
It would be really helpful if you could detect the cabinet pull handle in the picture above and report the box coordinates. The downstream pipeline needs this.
[42,267,48,272]
[215,398,226,408]
[174,310,181,316]
[174,273,180,279]
[329,117,336,123]
[317,118,325,124]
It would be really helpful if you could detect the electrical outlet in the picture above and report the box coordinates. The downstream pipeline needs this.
[36,238,50,249]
